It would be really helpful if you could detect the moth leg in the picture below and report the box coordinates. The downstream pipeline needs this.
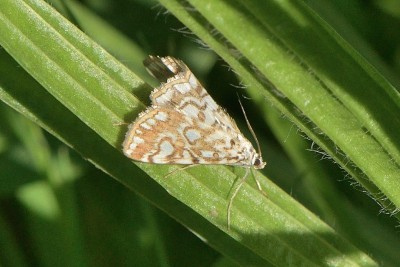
[164,164,198,178]
[227,168,250,231]
[250,168,267,197]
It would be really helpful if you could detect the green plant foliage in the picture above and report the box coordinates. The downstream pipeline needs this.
[0,0,399,266]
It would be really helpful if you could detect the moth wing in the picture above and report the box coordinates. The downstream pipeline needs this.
[146,56,241,133]
[123,106,245,165]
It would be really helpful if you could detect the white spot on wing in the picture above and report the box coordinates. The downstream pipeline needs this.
[155,90,174,105]
[141,122,151,130]
[182,150,190,159]
[203,111,215,126]
[203,95,216,109]
[174,83,191,94]
[125,150,133,156]
[155,111,168,121]
[189,74,198,87]
[133,136,144,144]
[201,150,214,158]
[185,129,201,143]
[127,136,144,154]
[159,140,174,156]
[129,143,137,150]
[147,118,156,125]
[182,104,199,116]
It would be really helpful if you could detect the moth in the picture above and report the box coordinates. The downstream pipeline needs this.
[123,55,266,228]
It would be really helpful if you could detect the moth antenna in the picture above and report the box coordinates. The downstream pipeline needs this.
[237,96,263,158]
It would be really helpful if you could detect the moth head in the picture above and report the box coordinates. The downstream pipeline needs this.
[252,153,266,169]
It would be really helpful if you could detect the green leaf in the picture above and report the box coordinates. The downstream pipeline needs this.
[160,0,400,214]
